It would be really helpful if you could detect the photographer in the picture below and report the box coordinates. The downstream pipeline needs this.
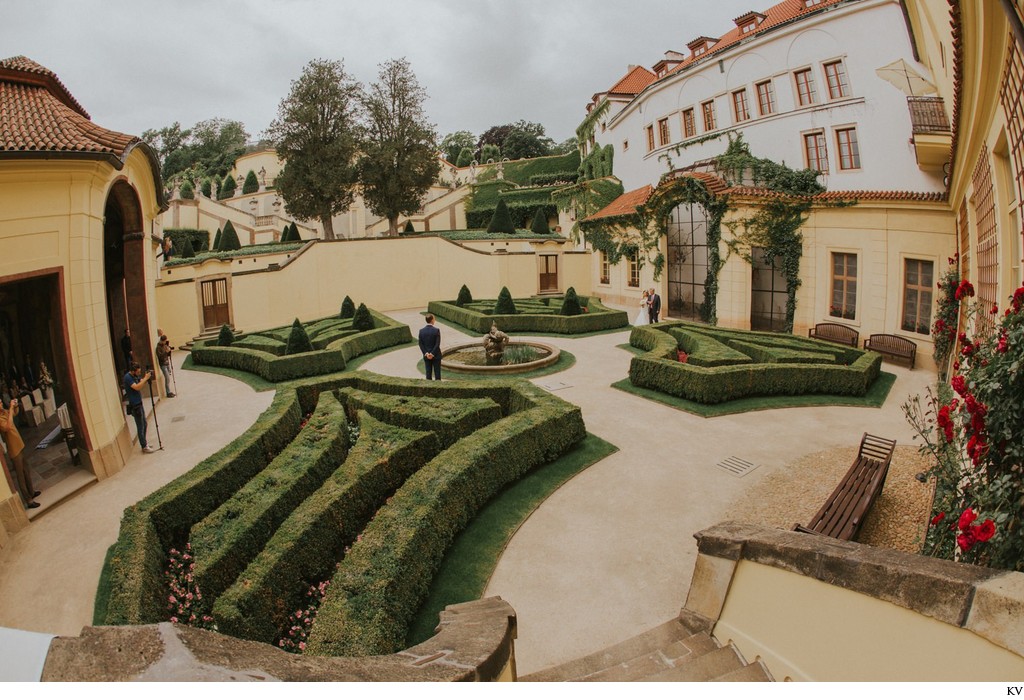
[156,335,175,398]
[123,362,155,454]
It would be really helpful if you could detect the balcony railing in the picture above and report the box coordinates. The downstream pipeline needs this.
[907,96,950,134]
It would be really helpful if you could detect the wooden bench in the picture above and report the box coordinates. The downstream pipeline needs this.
[808,322,859,347]
[794,432,897,541]
[863,333,917,368]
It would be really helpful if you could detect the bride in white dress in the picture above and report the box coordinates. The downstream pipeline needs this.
[634,290,650,326]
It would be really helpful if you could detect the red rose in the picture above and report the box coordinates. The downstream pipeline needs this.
[990,303,999,314]
[930,511,945,527]
[951,375,968,397]
[957,531,976,553]
[937,405,955,442]
[958,508,977,530]
[975,519,996,542]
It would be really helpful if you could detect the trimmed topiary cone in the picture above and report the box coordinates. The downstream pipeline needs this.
[289,222,301,241]
[404,221,415,233]
[530,207,551,235]
[212,228,222,251]
[494,286,517,315]
[285,318,313,355]
[340,296,356,319]
[560,287,583,316]
[242,170,259,195]
[219,220,241,251]
[486,199,516,234]
[280,226,290,242]
[179,236,196,259]
[352,303,375,332]
[217,324,234,347]
[456,284,473,307]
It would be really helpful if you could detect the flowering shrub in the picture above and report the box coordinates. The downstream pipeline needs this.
[904,282,1024,570]
[277,579,330,653]
[931,255,962,370]
[165,543,216,629]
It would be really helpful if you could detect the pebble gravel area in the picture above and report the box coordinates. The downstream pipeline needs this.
[724,444,935,554]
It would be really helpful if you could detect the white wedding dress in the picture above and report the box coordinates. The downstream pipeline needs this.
[634,300,650,326]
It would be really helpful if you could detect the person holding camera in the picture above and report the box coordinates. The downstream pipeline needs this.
[0,397,39,508]
[156,335,175,398]
[123,362,155,454]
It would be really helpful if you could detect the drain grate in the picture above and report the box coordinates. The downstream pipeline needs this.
[714,456,758,477]
[538,381,572,392]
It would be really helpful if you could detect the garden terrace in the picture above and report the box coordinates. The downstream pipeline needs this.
[629,321,882,404]
[190,310,412,382]
[164,241,305,267]
[465,181,561,230]
[473,151,581,186]
[429,295,629,335]
[102,370,586,657]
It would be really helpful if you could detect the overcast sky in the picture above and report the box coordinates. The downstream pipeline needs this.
[3,0,758,145]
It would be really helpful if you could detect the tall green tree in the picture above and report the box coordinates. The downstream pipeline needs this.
[455,146,475,167]
[439,130,477,163]
[358,58,441,237]
[268,59,363,240]
[143,118,248,181]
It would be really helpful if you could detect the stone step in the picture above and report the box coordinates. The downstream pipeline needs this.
[521,618,698,682]
[646,645,746,682]
[577,634,719,682]
[713,660,773,682]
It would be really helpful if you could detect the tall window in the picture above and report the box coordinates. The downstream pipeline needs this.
[830,253,857,319]
[628,253,641,288]
[702,100,717,131]
[756,80,776,116]
[658,117,670,146]
[804,131,828,172]
[646,124,655,152]
[973,145,999,338]
[824,60,850,99]
[682,108,696,138]
[794,68,817,106]
[836,127,860,170]
[902,259,934,335]
[599,250,610,285]
[732,89,750,122]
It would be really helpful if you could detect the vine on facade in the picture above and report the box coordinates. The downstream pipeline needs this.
[575,99,611,146]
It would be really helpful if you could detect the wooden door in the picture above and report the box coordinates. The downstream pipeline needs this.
[201,279,230,330]
[539,255,558,293]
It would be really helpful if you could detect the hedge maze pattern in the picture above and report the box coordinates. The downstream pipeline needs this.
[428,295,629,334]
[103,371,586,657]
[629,321,883,404]
[191,310,413,382]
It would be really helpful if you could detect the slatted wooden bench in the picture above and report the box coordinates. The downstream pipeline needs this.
[863,333,917,368]
[808,322,859,347]
[794,433,897,541]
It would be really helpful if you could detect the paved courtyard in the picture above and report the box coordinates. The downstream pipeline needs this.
[0,308,932,675]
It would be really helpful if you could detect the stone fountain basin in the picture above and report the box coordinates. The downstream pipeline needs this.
[440,341,561,374]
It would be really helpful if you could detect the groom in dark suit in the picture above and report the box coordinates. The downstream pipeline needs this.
[648,288,662,323]
[419,313,442,380]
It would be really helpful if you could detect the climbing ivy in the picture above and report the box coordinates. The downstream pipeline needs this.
[575,99,611,146]
[551,177,624,243]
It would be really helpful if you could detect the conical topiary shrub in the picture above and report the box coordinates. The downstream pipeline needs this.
[494,286,517,315]
[289,222,301,241]
[530,207,551,235]
[560,287,583,316]
[352,303,375,332]
[279,226,290,242]
[242,170,259,194]
[219,220,241,251]
[285,318,313,355]
[340,296,356,319]
[403,221,415,234]
[179,236,196,259]
[201,178,212,198]
[217,324,234,347]
[212,228,223,251]
[487,199,516,234]
[218,175,237,200]
[456,284,473,307]
[179,180,195,200]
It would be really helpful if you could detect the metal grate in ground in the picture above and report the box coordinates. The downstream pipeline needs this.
[538,381,572,392]
[714,456,759,477]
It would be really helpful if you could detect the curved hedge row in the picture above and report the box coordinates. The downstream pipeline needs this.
[428,296,628,334]
[629,321,882,404]
[191,310,412,382]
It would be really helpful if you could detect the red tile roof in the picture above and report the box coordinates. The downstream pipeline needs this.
[727,186,948,202]
[0,55,139,161]
[664,170,731,195]
[607,65,657,96]
[585,185,653,221]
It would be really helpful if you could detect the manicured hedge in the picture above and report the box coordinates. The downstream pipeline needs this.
[190,392,350,600]
[428,297,628,334]
[628,321,882,404]
[213,411,440,642]
[164,228,211,254]
[305,379,586,656]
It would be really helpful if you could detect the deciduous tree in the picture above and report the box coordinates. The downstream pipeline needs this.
[358,58,441,237]
[439,130,477,164]
[268,59,363,240]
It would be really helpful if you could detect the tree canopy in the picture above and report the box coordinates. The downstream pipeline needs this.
[142,118,249,181]
[439,130,477,164]
[476,120,554,161]
[358,58,440,237]
[267,59,363,240]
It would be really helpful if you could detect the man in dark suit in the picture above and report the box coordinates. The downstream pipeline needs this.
[418,313,442,380]
[648,288,662,323]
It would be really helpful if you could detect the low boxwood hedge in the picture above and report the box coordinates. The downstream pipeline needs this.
[629,321,882,404]
[428,296,627,335]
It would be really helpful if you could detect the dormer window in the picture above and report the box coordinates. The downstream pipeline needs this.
[804,0,824,6]
[734,11,766,34]
[687,36,717,60]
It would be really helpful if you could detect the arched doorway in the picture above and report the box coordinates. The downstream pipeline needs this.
[666,201,710,319]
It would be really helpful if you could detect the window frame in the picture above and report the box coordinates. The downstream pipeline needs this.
[829,251,858,320]
[658,117,671,146]
[803,130,829,173]
[702,99,717,131]
[835,126,861,171]
[682,108,696,138]
[901,257,935,336]
[599,250,610,285]
[627,252,641,288]
[794,67,817,106]
[755,79,776,116]
[732,88,750,123]
[823,59,850,100]
[646,124,655,152]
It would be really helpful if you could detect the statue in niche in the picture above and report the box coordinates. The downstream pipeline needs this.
[482,324,509,365]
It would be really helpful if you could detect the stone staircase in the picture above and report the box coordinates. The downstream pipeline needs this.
[520,618,772,682]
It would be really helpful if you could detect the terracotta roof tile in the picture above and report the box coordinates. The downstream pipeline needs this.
[663,170,731,195]
[0,55,139,160]
[584,185,654,221]
[608,65,657,96]
[727,185,948,202]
